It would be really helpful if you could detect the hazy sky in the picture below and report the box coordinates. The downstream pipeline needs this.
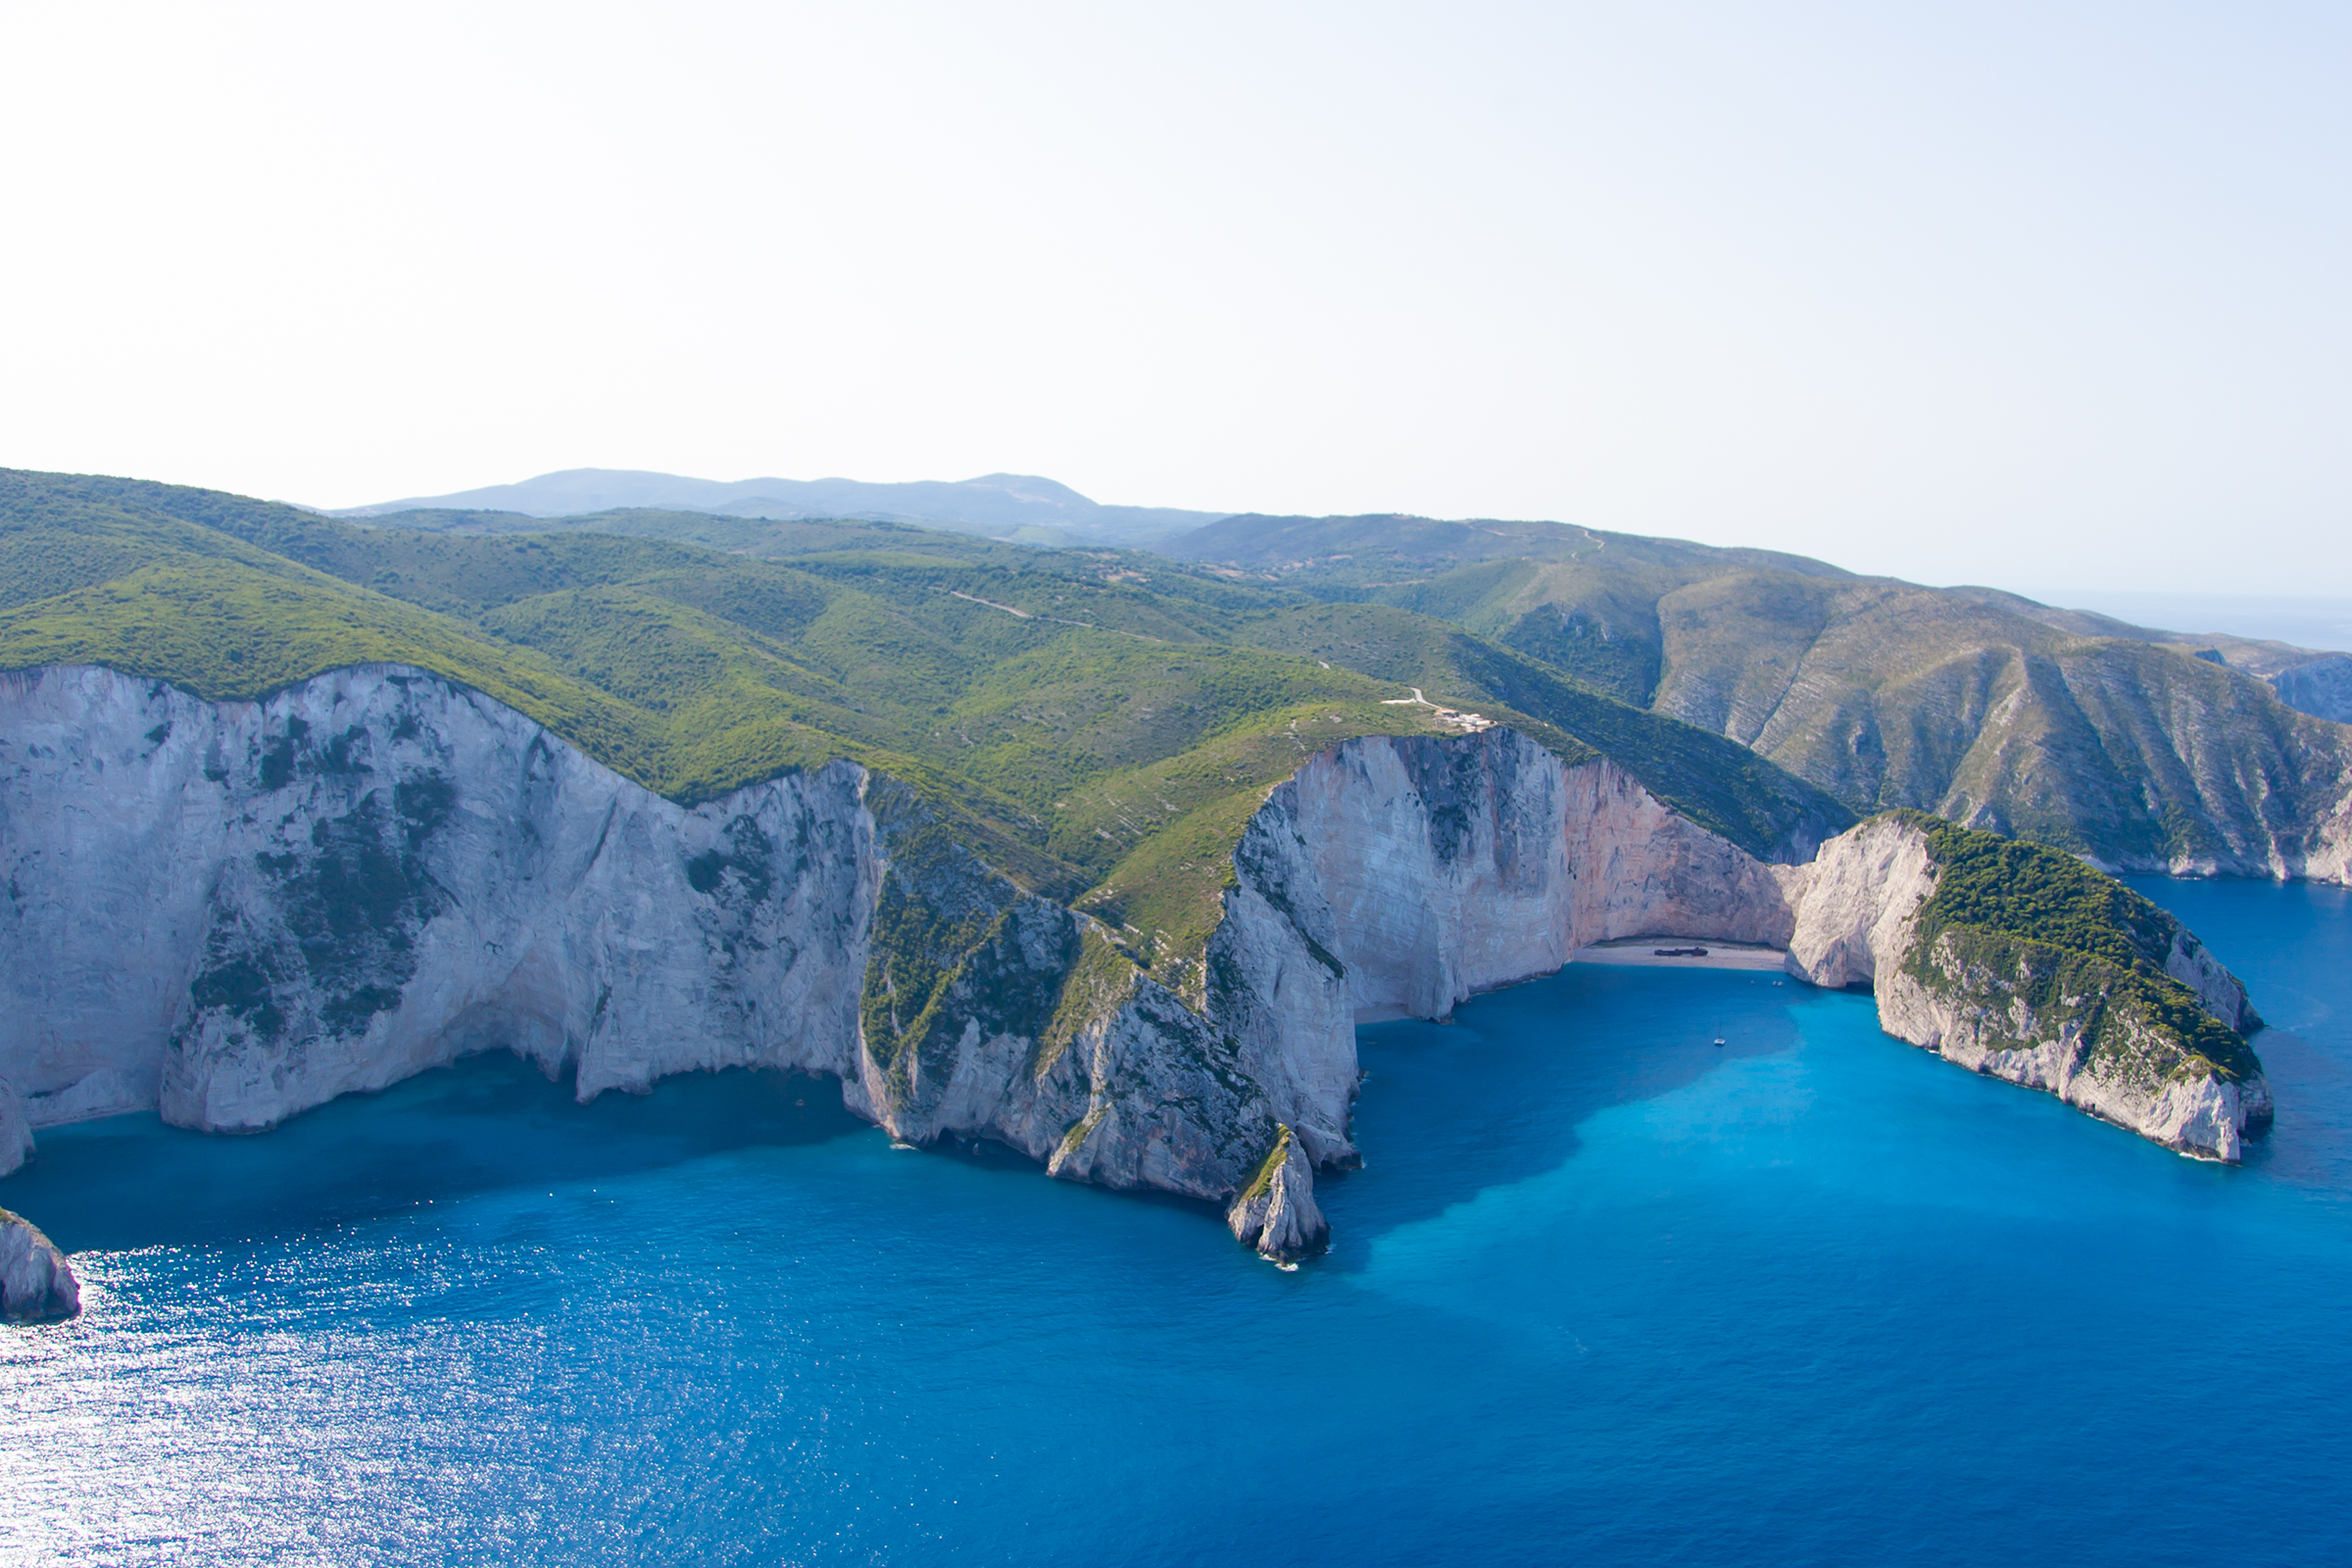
[3,2,2345,593]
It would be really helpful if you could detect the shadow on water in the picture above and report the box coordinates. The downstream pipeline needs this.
[1320,962,1814,1268]
[5,963,1838,1263]
[919,1129,1231,1225]
[0,1052,872,1253]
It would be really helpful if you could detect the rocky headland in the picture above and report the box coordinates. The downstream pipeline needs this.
[1788,813,2270,1159]
[0,663,2269,1267]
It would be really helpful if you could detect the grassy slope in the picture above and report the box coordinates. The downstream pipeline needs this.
[12,470,1855,985]
[1167,510,2352,868]
[1059,697,1520,987]
[1225,602,1848,856]
[0,480,665,774]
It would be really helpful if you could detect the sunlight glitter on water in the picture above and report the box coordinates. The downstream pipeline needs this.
[5,878,2349,1566]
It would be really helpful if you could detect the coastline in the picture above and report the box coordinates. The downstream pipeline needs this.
[1348,938,1791,1026]
[1571,939,1789,972]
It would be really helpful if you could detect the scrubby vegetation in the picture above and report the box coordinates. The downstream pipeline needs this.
[1164,510,2352,873]
[1900,810,2183,971]
[1,466,1854,982]
[1036,928,1142,1079]
[1236,1123,1296,1206]
[1889,809,2262,1082]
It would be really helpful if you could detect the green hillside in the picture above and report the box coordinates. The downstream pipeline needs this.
[1165,511,2352,871]
[0,467,1850,987]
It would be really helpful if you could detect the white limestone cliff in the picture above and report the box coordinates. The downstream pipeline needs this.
[1785,816,2270,1161]
[0,666,1805,1260]
[1784,814,1939,990]
[0,1078,30,1180]
[0,664,1271,1221]
[1224,1125,1325,1264]
[1205,728,1807,1169]
[0,664,2272,1274]
[1,664,875,1136]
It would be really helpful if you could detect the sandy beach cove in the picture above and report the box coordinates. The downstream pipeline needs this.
[1570,939,1790,972]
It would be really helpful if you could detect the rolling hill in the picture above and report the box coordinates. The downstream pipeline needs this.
[1164,513,2352,874]
[0,468,1852,990]
[12,466,2347,901]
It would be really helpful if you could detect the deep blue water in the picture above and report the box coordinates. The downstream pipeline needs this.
[4,876,2348,1566]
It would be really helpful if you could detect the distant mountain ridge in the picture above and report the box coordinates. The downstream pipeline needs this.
[337,468,1229,548]
[337,475,2352,744]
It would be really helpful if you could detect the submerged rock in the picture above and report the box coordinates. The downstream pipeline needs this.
[0,1208,79,1323]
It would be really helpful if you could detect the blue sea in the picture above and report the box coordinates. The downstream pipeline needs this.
[5,876,2348,1566]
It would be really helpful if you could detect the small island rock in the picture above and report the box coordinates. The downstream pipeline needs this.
[1,1208,80,1324]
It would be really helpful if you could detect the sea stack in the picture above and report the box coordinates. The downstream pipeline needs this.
[1226,1125,1329,1264]
[0,1207,80,1323]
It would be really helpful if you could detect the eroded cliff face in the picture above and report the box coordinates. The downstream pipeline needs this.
[2272,655,2352,728]
[1205,730,1806,1171]
[1786,817,2270,1161]
[0,665,2272,1277]
[1,667,1810,1263]
[0,665,1288,1235]
[0,1079,28,1180]
[1,664,875,1138]
[1188,728,1811,1255]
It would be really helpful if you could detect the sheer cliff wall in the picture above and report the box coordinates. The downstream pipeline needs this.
[1207,732,1806,1168]
[0,665,2269,1268]
[0,664,876,1137]
[0,666,1807,1256]
[1788,816,2270,1160]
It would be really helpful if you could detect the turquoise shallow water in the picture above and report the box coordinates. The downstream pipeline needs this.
[4,875,2348,1565]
